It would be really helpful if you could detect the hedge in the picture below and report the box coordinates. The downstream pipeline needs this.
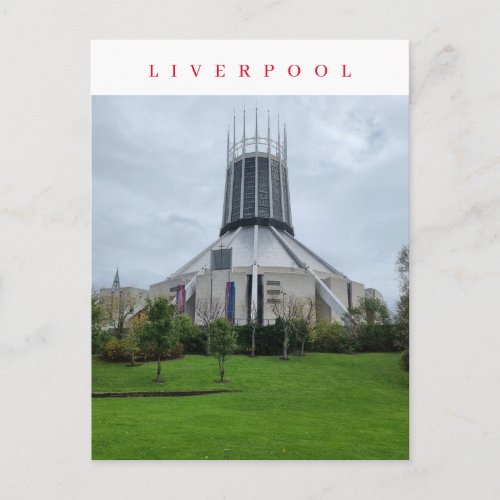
[99,321,398,360]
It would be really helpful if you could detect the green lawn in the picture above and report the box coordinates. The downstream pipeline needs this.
[92,353,408,460]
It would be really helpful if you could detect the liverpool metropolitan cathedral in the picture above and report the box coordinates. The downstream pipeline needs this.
[102,110,383,325]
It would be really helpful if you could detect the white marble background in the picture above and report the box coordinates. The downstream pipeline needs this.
[1,1,499,499]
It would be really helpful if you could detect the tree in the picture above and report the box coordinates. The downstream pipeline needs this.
[347,297,390,326]
[101,290,139,339]
[91,291,105,354]
[270,291,305,360]
[122,315,144,366]
[294,298,315,356]
[210,318,238,382]
[195,296,225,354]
[240,300,262,357]
[394,245,409,370]
[141,297,178,383]
[342,296,391,352]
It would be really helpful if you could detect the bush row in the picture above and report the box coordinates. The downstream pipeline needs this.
[96,321,398,361]
[101,337,185,362]
[234,320,397,356]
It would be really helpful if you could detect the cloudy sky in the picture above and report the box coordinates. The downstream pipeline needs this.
[92,95,407,309]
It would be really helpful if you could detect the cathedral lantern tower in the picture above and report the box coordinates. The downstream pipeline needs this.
[220,109,293,236]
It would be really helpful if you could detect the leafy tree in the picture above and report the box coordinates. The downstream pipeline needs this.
[210,318,238,382]
[349,297,390,325]
[195,296,225,354]
[174,313,202,352]
[91,291,105,354]
[394,245,409,370]
[343,296,390,335]
[122,315,144,366]
[342,296,391,353]
[141,297,178,383]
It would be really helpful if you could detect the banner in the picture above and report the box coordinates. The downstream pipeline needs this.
[225,281,235,323]
[176,284,185,313]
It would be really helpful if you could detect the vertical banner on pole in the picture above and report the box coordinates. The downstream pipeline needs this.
[177,284,185,313]
[226,281,235,323]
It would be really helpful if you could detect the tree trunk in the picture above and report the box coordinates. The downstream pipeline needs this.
[131,352,135,367]
[300,339,305,356]
[283,331,289,360]
[156,354,162,382]
[117,317,125,339]
[218,355,224,382]
[206,328,211,355]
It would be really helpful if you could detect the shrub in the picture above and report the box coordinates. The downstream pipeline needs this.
[214,319,397,356]
[165,342,185,360]
[137,339,156,361]
[102,337,126,361]
[101,336,185,362]
[311,320,355,353]
[92,329,112,355]
[136,340,184,361]
[175,314,204,353]
[235,323,286,355]
[356,324,396,352]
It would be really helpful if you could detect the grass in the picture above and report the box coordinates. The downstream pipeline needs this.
[92,353,408,460]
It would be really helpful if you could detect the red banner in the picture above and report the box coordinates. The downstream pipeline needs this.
[176,285,185,313]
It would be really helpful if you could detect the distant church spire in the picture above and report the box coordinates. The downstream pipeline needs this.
[112,268,120,289]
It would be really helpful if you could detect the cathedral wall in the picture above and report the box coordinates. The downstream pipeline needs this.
[323,275,349,310]
[185,293,196,320]
[232,272,250,324]
[150,274,195,302]
[351,281,365,308]
[194,270,247,325]
[262,271,315,324]
[351,281,365,307]
[365,287,384,302]
[316,294,333,322]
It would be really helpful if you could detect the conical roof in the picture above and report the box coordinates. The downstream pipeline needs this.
[169,226,344,279]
